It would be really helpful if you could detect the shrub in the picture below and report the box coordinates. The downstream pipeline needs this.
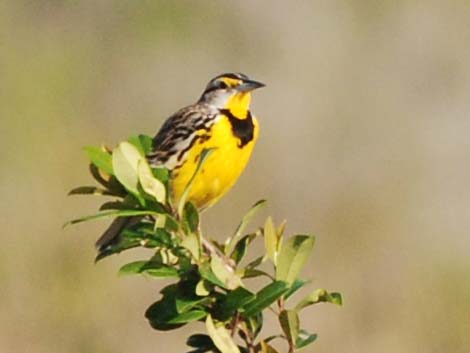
[66,135,342,353]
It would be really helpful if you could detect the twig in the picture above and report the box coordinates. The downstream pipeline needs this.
[230,312,241,337]
[202,236,236,271]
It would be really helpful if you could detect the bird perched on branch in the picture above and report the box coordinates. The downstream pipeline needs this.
[96,72,265,251]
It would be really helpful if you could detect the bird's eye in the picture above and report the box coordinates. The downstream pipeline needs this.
[203,80,229,94]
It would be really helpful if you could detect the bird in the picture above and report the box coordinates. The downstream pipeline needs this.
[96,72,265,251]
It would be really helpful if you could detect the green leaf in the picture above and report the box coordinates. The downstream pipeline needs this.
[242,269,273,279]
[284,279,310,300]
[242,281,289,318]
[216,287,255,320]
[295,289,343,311]
[118,260,148,275]
[263,335,284,343]
[264,216,278,265]
[279,309,299,344]
[205,315,240,353]
[163,214,180,232]
[184,202,199,234]
[112,141,143,194]
[95,237,141,262]
[226,199,267,254]
[295,330,317,349]
[63,209,159,227]
[129,226,173,247]
[137,158,166,203]
[151,166,170,185]
[99,200,128,210]
[178,148,215,217]
[145,283,209,329]
[167,309,207,324]
[84,146,114,175]
[153,228,174,246]
[68,186,114,196]
[90,171,127,197]
[276,235,315,285]
[128,134,153,155]
[246,255,264,270]
[95,224,173,262]
[199,262,226,288]
[89,163,111,187]
[144,266,179,278]
[230,233,256,264]
[247,311,263,339]
[120,259,179,277]
[175,294,209,314]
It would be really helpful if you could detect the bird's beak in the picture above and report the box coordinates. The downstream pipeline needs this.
[237,79,265,92]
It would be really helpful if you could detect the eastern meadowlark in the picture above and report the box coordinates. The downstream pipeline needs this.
[96,72,264,250]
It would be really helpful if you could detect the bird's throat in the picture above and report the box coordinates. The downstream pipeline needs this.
[225,92,252,119]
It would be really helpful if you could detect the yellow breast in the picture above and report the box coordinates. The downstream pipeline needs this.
[170,115,259,210]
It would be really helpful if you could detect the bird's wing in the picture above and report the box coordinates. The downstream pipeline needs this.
[147,104,218,170]
[96,105,218,252]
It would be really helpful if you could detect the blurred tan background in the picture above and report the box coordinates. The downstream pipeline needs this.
[2,1,470,352]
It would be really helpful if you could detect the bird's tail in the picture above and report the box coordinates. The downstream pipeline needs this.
[95,216,142,252]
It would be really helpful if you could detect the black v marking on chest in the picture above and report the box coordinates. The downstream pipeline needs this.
[219,109,254,148]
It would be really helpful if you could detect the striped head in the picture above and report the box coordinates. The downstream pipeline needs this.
[199,73,265,111]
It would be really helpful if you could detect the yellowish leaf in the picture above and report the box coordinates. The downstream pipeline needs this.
[205,315,240,353]
[112,142,142,194]
[211,255,243,290]
[181,232,200,261]
[264,216,278,265]
[137,159,166,203]
[261,341,280,353]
